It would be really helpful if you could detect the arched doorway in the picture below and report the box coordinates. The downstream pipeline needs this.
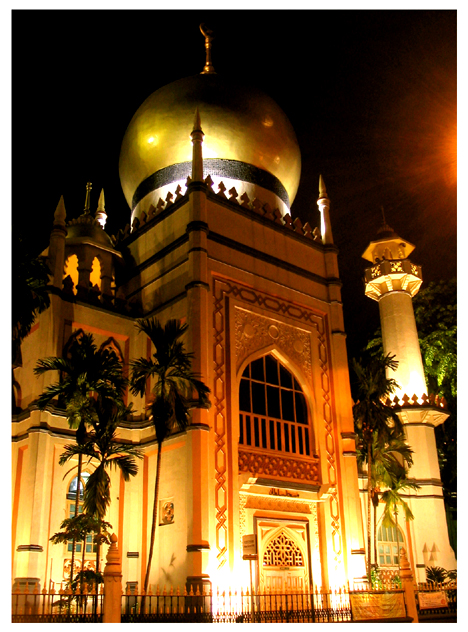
[257,519,311,593]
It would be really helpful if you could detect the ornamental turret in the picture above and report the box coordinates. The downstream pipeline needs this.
[362,214,426,403]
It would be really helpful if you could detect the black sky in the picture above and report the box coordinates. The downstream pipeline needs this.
[12,9,457,361]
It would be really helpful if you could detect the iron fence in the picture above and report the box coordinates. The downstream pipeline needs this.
[417,581,457,622]
[11,584,104,623]
[121,585,353,623]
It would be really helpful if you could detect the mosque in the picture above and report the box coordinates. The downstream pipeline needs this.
[12,26,455,595]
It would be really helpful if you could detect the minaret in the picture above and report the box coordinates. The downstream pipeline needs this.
[362,215,456,580]
[191,108,204,182]
[95,189,107,228]
[185,110,211,593]
[48,196,67,288]
[317,174,334,245]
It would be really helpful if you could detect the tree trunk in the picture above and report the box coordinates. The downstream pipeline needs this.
[70,453,83,587]
[367,442,372,583]
[395,510,400,569]
[373,494,378,571]
[144,441,163,595]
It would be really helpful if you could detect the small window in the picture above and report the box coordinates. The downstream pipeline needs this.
[65,473,97,555]
[377,524,405,567]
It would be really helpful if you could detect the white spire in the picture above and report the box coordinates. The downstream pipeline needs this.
[95,189,107,228]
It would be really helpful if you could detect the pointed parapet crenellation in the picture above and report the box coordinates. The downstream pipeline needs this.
[165,191,174,207]
[175,184,184,201]
[240,192,251,209]
[302,221,314,239]
[204,174,214,191]
[313,226,322,241]
[252,198,264,215]
[262,202,275,220]
[293,217,303,234]
[217,181,227,198]
[228,187,239,203]
[272,207,283,225]
[282,213,293,228]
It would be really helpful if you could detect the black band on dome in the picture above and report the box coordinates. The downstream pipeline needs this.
[131,159,290,210]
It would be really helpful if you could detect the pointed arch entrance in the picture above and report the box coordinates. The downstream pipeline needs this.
[256,519,311,593]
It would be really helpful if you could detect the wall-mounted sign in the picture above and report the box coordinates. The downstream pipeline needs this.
[269,488,299,498]
[350,592,406,620]
[242,534,257,559]
[419,591,448,609]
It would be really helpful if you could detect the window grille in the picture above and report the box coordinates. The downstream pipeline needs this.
[239,354,311,456]
[263,531,304,567]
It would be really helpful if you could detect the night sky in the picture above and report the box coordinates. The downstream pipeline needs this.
[12,9,457,362]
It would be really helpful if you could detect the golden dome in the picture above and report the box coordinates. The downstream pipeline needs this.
[119,73,301,213]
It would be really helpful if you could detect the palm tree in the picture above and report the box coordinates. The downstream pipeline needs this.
[59,401,143,579]
[34,332,127,583]
[358,432,415,570]
[352,353,403,582]
[50,513,112,596]
[129,318,210,594]
[381,474,420,568]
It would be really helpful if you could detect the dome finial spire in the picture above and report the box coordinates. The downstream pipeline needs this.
[200,23,216,75]
[83,182,92,214]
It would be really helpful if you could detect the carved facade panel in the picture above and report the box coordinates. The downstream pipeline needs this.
[212,276,343,573]
[244,494,312,514]
[234,307,312,381]
[238,449,320,483]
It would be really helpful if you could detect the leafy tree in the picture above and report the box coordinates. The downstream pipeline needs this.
[12,232,50,366]
[357,432,415,570]
[59,401,143,578]
[352,353,403,581]
[381,474,420,567]
[34,332,127,583]
[50,514,112,595]
[129,318,210,594]
[413,279,456,400]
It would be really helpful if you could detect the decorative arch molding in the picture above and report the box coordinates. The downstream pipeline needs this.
[63,328,85,357]
[212,276,343,575]
[99,337,124,364]
[234,307,313,384]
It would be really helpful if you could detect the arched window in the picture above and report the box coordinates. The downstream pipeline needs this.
[239,354,311,456]
[63,254,79,295]
[66,473,97,555]
[377,524,405,567]
[90,256,101,290]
